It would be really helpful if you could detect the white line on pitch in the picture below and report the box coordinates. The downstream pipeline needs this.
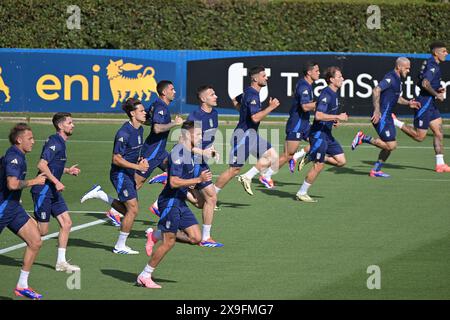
[0,212,108,255]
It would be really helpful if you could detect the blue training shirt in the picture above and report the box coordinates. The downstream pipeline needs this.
[0,146,27,214]
[310,86,340,134]
[159,144,198,203]
[187,106,218,150]
[418,57,442,97]
[110,121,144,176]
[378,70,402,117]
[286,78,314,134]
[235,86,262,132]
[144,97,172,160]
[31,133,67,198]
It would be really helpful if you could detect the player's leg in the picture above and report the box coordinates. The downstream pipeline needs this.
[138,231,176,289]
[215,166,241,191]
[54,196,80,271]
[392,111,427,142]
[113,197,139,254]
[278,136,301,172]
[429,117,450,172]
[257,147,279,189]
[197,183,222,247]
[13,210,43,299]
[296,133,326,202]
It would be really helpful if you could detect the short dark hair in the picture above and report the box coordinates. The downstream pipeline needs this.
[157,80,173,96]
[324,66,342,84]
[430,41,446,52]
[9,123,32,145]
[122,97,142,119]
[249,65,265,78]
[181,120,195,132]
[303,61,319,76]
[196,85,213,101]
[52,112,72,131]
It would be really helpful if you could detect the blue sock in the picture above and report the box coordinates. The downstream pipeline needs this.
[362,135,372,144]
[373,161,383,172]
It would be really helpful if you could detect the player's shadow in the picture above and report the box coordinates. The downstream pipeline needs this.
[139,219,158,227]
[270,181,302,187]
[0,296,13,300]
[68,238,112,252]
[361,160,435,172]
[101,269,177,284]
[257,187,324,200]
[215,201,251,209]
[326,166,369,175]
[0,255,54,271]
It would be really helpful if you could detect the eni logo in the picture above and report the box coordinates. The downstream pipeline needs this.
[106,59,157,108]
[35,59,158,108]
[0,66,11,103]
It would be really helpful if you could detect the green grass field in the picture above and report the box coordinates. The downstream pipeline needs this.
[0,120,449,300]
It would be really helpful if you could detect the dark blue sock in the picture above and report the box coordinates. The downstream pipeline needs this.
[362,135,372,144]
[373,161,383,172]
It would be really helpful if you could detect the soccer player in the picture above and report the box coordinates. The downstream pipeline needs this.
[137,121,212,288]
[31,112,82,272]
[277,61,319,174]
[135,80,183,190]
[80,98,149,254]
[186,85,222,247]
[215,65,281,196]
[0,123,46,299]
[296,66,348,202]
[351,57,421,177]
[390,42,449,172]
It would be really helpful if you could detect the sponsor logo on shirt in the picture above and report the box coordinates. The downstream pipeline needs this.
[430,68,436,73]
[174,159,181,165]
[118,137,124,142]
[250,99,257,105]
[123,189,128,197]
[158,110,164,115]
[302,90,309,95]
[50,145,56,151]
[11,158,18,165]
[386,78,391,83]
[321,97,327,103]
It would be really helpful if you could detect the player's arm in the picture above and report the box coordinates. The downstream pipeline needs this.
[37,159,65,192]
[232,94,243,111]
[153,115,183,133]
[7,174,46,190]
[112,154,148,172]
[315,111,348,122]
[251,97,281,123]
[398,96,421,109]
[64,164,80,176]
[301,101,316,112]
[169,170,212,188]
[422,79,444,101]
[371,86,382,124]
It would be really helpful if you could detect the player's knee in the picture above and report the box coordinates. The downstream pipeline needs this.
[62,219,72,231]
[190,234,202,245]
[336,159,346,167]
[387,144,397,151]
[206,193,217,205]
[231,167,241,175]
[30,237,42,251]
[39,229,48,236]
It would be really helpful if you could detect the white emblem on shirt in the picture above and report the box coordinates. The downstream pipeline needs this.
[123,189,128,197]
[138,136,141,145]
[321,97,327,103]
[118,137,124,143]
[158,110,164,115]
[174,159,181,165]
[302,90,308,95]
[209,119,214,128]
[250,100,257,105]
[386,78,391,83]
[11,159,18,165]
[430,68,436,73]
[50,145,56,151]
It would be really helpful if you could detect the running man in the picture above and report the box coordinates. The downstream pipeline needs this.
[351,57,421,177]
[390,42,450,172]
[138,121,212,288]
[215,65,281,196]
[80,98,149,254]
[296,66,348,202]
[1,123,46,299]
[31,112,81,271]
[277,61,319,174]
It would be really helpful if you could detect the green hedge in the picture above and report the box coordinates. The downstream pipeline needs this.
[0,0,448,52]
